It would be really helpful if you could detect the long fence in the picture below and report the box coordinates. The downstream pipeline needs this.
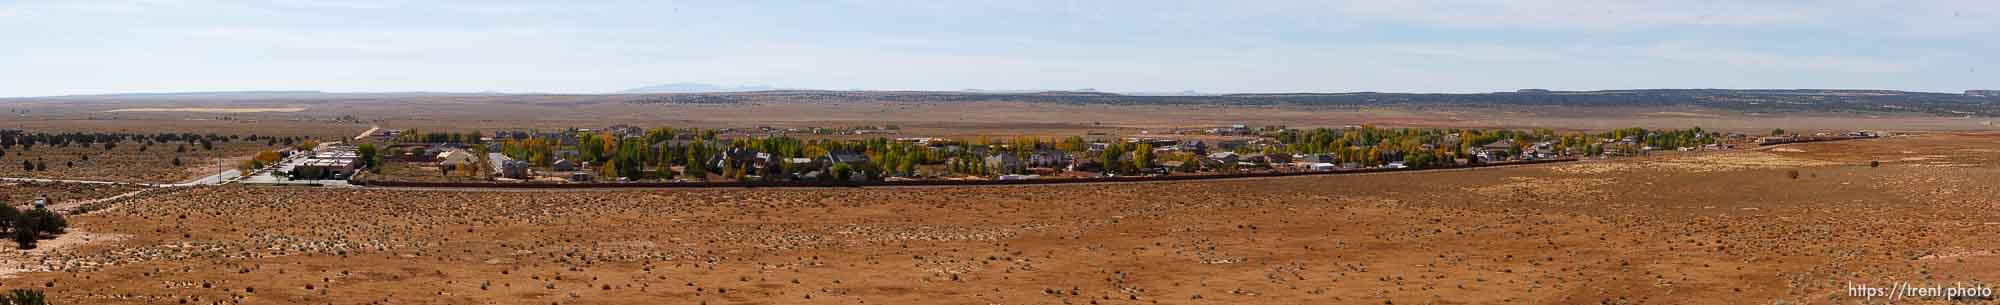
[351,158,1577,189]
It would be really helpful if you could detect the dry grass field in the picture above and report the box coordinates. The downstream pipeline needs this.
[0,132,1992,304]
[0,140,280,184]
[0,182,144,206]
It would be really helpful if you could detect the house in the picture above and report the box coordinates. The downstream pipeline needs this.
[437,149,477,169]
[1481,139,1515,152]
[489,153,527,179]
[605,124,645,138]
[1027,150,1067,168]
[552,159,578,172]
[784,158,818,169]
[1309,163,1338,171]
[1212,124,1252,136]
[1215,140,1250,150]
[375,129,405,140]
[1477,139,1515,160]
[1264,153,1293,164]
[1206,152,1240,165]
[825,151,869,165]
[1241,152,1267,164]
[1758,136,1796,145]
[1181,140,1208,154]
[291,158,356,180]
[493,130,532,141]
[1068,156,1105,173]
[985,154,1022,174]
[712,147,763,169]
[1302,153,1336,163]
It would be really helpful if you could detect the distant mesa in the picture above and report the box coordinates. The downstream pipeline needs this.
[620,83,779,94]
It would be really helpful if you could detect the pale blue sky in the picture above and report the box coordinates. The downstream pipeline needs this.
[1,0,1994,96]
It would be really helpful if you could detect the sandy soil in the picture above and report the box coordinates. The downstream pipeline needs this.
[0,231,128,278]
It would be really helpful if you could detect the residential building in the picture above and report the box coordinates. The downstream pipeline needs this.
[985,154,1022,174]
[489,153,527,179]
[437,149,477,169]
[825,151,870,165]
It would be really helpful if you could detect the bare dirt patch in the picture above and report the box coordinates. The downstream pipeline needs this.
[1548,150,1839,174]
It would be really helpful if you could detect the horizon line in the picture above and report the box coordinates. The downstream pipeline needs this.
[4,87,1990,100]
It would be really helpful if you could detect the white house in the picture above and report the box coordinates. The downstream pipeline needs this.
[437,149,477,168]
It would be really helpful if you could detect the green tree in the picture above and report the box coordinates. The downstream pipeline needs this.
[25,209,62,236]
[356,143,380,169]
[1132,144,1155,170]
[1,289,47,305]
[10,219,34,250]
[1099,143,1125,174]
[831,162,853,182]
[897,156,916,176]
[0,205,17,233]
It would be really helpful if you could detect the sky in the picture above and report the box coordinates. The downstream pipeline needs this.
[0,0,1995,97]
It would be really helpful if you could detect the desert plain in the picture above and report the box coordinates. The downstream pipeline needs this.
[0,95,1995,304]
[0,131,1990,304]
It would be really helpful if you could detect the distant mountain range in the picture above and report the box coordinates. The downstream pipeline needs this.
[618,89,2000,116]
[2,90,506,100]
[622,83,1218,96]
[619,83,783,94]
[8,88,1997,116]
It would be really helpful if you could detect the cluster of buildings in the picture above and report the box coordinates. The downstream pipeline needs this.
[1758,130,1881,146]
[290,142,360,180]
[349,124,1882,184]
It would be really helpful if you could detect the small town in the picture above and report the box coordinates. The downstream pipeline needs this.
[247,124,1882,186]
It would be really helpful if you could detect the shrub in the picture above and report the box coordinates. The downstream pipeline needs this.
[1869,160,1880,168]
[0,206,17,233]
[1787,170,1800,179]
[12,225,34,250]
[0,289,46,305]
[27,210,63,236]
